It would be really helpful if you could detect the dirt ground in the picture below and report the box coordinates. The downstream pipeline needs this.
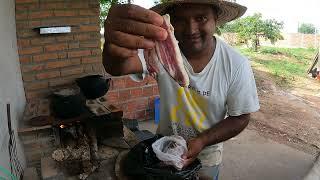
[249,69,320,155]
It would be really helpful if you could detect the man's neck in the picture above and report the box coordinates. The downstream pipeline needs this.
[185,37,216,73]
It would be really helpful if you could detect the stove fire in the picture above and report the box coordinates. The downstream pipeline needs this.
[50,97,124,179]
[59,125,66,129]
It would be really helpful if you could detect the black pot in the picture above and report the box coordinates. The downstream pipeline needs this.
[76,75,111,99]
[50,89,87,119]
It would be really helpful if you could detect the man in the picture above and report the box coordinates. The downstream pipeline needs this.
[103,0,260,179]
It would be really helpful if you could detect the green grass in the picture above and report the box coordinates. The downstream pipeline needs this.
[237,46,317,87]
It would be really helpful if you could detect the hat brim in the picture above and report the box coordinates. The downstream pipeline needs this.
[151,0,247,26]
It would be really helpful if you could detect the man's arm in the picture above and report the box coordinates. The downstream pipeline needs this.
[199,114,250,146]
[182,114,250,166]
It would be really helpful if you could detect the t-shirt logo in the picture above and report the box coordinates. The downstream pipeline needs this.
[170,87,209,132]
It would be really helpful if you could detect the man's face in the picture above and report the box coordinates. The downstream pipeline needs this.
[169,4,217,56]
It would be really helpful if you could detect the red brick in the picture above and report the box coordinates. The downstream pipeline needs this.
[70,58,81,65]
[17,30,38,38]
[40,2,65,9]
[65,2,89,8]
[119,89,131,101]
[26,90,49,100]
[17,39,30,48]
[110,78,126,90]
[22,74,35,82]
[117,103,127,110]
[66,18,90,26]
[146,75,157,85]
[126,78,145,88]
[82,56,100,64]
[16,12,28,20]
[148,96,159,107]
[29,20,41,28]
[30,37,55,45]
[40,19,67,27]
[29,11,53,19]
[79,25,100,32]
[36,71,60,80]
[68,50,91,58]
[106,91,119,103]
[49,78,73,87]
[153,85,159,95]
[61,67,83,76]
[74,34,91,41]
[92,64,105,73]
[58,52,67,59]
[83,64,93,73]
[134,110,146,120]
[127,99,148,111]
[68,43,79,49]
[22,64,44,73]
[124,112,135,119]
[80,42,100,48]
[33,53,58,62]
[16,4,29,11]
[44,43,68,52]
[56,35,74,42]
[130,88,143,98]
[16,0,37,4]
[88,0,100,7]
[19,46,43,55]
[91,49,102,56]
[19,56,32,63]
[25,81,48,90]
[46,60,71,69]
[54,10,78,17]
[79,9,98,16]
[143,86,153,97]
[89,17,100,25]
[16,21,29,29]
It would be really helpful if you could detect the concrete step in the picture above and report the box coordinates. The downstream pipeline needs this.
[41,156,64,180]
[23,167,39,180]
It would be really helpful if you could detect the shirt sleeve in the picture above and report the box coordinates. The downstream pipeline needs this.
[226,60,260,116]
[129,49,148,82]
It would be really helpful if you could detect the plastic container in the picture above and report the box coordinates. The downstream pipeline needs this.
[154,97,160,124]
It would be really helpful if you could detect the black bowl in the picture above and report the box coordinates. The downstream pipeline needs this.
[76,75,111,99]
[50,89,87,119]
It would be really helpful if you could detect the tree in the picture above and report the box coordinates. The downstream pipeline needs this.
[298,23,317,34]
[154,0,170,4]
[221,13,283,51]
[99,0,129,27]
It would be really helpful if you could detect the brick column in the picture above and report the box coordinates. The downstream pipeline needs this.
[15,0,103,100]
[15,0,159,121]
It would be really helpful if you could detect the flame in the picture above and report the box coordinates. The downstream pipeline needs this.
[60,125,66,129]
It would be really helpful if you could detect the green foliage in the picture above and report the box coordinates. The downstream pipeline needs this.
[99,0,127,27]
[221,13,284,51]
[154,0,170,4]
[238,46,316,87]
[298,23,317,34]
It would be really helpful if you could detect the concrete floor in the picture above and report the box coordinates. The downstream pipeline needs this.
[138,120,316,180]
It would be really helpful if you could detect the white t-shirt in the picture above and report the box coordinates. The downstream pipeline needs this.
[131,37,260,166]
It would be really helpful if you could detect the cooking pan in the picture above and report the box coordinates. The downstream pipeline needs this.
[76,75,111,99]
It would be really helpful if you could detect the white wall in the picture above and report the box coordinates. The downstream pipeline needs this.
[0,0,26,178]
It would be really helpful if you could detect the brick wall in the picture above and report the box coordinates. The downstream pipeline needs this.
[15,0,103,100]
[15,0,159,121]
[106,75,159,121]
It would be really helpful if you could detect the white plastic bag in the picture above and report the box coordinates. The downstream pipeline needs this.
[152,135,187,170]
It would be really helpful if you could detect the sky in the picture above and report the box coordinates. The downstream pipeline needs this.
[131,0,320,33]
